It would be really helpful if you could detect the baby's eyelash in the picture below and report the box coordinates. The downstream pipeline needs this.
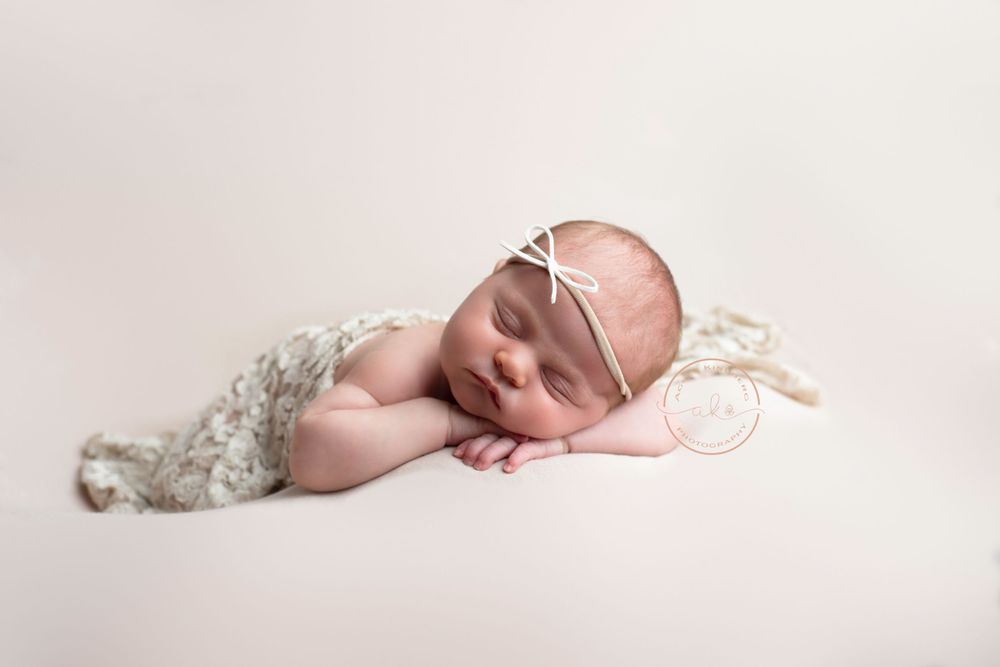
[495,307,519,338]
[543,371,572,402]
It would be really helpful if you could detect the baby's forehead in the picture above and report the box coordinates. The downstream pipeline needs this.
[497,260,617,324]
[496,263,564,309]
[495,264,606,352]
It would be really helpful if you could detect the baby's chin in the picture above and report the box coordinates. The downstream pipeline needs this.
[448,381,521,430]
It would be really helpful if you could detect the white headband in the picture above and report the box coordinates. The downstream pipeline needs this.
[498,224,633,402]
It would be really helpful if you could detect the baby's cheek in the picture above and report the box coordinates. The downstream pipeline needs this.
[518,404,566,440]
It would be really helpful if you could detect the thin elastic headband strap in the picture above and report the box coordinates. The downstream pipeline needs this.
[498,225,633,402]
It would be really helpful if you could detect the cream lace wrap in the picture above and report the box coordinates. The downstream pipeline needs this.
[79,305,821,514]
[80,308,449,514]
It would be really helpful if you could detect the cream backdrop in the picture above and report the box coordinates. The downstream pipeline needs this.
[1,1,998,665]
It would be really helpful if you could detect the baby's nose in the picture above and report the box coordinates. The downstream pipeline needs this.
[495,350,527,388]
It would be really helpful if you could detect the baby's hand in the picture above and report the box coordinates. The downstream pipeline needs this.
[446,403,528,447]
[453,435,568,473]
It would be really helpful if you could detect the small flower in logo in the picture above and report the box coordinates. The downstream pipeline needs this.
[725,404,734,417]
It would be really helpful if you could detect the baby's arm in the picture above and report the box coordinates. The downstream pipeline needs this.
[456,385,678,473]
[290,326,456,491]
[291,397,451,492]
[291,397,526,491]
[566,385,678,457]
[290,324,528,491]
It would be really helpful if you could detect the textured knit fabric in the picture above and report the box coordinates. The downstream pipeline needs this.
[80,308,449,514]
[657,305,822,406]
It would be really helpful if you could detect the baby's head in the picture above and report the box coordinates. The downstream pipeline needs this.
[439,220,683,440]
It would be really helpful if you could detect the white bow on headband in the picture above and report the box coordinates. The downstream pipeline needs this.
[498,225,599,304]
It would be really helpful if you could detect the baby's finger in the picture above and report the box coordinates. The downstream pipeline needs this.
[503,450,528,473]
[472,437,518,471]
[460,434,499,467]
[455,434,486,459]
[452,438,474,458]
[502,438,566,473]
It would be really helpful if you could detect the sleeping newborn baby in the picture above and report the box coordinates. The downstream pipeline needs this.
[290,220,683,491]
[80,219,683,513]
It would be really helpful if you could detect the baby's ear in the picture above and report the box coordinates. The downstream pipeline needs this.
[491,258,509,275]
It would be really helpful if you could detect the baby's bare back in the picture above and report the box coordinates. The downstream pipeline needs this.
[302,322,452,418]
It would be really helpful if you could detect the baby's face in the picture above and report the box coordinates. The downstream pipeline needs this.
[439,259,620,440]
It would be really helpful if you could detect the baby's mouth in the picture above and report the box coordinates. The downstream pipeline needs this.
[469,370,502,410]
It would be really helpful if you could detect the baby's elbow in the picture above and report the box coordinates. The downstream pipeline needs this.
[289,445,349,493]
[288,443,318,491]
[289,417,353,492]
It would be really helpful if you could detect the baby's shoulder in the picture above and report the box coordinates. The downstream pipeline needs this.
[332,321,449,405]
